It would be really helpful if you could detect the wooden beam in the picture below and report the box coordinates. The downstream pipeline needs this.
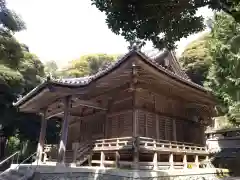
[46,98,107,119]
[72,98,107,110]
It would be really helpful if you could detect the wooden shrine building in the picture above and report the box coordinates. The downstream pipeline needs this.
[14,50,216,170]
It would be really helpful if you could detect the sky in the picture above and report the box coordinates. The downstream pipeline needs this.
[7,0,213,68]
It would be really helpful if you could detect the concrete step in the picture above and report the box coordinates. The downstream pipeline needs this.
[0,168,34,180]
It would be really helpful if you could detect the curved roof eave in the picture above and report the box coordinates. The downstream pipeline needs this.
[14,50,215,108]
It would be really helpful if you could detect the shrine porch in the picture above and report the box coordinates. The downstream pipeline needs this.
[42,136,210,170]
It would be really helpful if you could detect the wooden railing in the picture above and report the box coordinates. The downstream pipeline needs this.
[93,137,133,151]
[73,141,93,165]
[92,136,207,154]
[42,136,208,165]
[139,137,207,154]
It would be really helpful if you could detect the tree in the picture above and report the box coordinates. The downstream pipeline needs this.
[180,33,212,85]
[0,33,61,159]
[205,12,240,124]
[44,60,58,78]
[0,30,23,68]
[64,54,118,77]
[91,0,240,50]
[0,0,25,32]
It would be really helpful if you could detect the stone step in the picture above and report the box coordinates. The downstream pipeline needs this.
[0,172,22,180]
[0,168,34,180]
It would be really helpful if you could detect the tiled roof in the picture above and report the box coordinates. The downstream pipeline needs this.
[54,76,92,85]
[14,50,210,107]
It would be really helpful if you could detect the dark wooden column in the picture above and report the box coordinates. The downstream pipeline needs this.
[173,119,177,141]
[105,97,114,138]
[57,96,71,164]
[36,110,47,163]
[132,62,139,169]
[154,95,159,139]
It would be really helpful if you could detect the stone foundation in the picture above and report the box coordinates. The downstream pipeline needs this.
[11,164,230,180]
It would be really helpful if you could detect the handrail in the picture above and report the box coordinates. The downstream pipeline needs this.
[139,136,203,147]
[0,151,38,178]
[15,152,37,170]
[0,151,20,166]
[95,137,132,142]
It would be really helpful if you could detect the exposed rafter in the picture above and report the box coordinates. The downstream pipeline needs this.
[46,97,107,119]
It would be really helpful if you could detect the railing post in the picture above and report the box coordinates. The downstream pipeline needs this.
[153,152,158,170]
[195,155,199,168]
[153,140,156,149]
[88,153,92,166]
[115,151,120,168]
[100,151,105,168]
[102,140,105,148]
[117,139,119,148]
[169,153,174,169]
[183,154,187,169]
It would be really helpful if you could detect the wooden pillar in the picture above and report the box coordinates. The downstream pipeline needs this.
[115,151,120,168]
[105,98,111,139]
[156,117,159,139]
[100,151,105,167]
[36,110,47,163]
[173,119,176,141]
[57,96,71,164]
[183,154,187,169]
[78,119,82,141]
[195,155,199,168]
[132,62,139,169]
[169,153,174,169]
[164,120,167,140]
[153,152,158,170]
[154,95,159,139]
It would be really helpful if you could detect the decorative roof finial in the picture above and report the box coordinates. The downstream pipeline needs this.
[128,41,145,51]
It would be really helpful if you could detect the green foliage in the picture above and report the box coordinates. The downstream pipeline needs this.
[0,64,22,86]
[180,33,212,85]
[65,54,118,77]
[205,12,240,123]
[19,52,45,93]
[0,30,23,68]
[6,135,20,155]
[0,0,26,32]
[65,58,89,77]
[0,28,60,156]
[91,0,240,49]
[44,60,59,78]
